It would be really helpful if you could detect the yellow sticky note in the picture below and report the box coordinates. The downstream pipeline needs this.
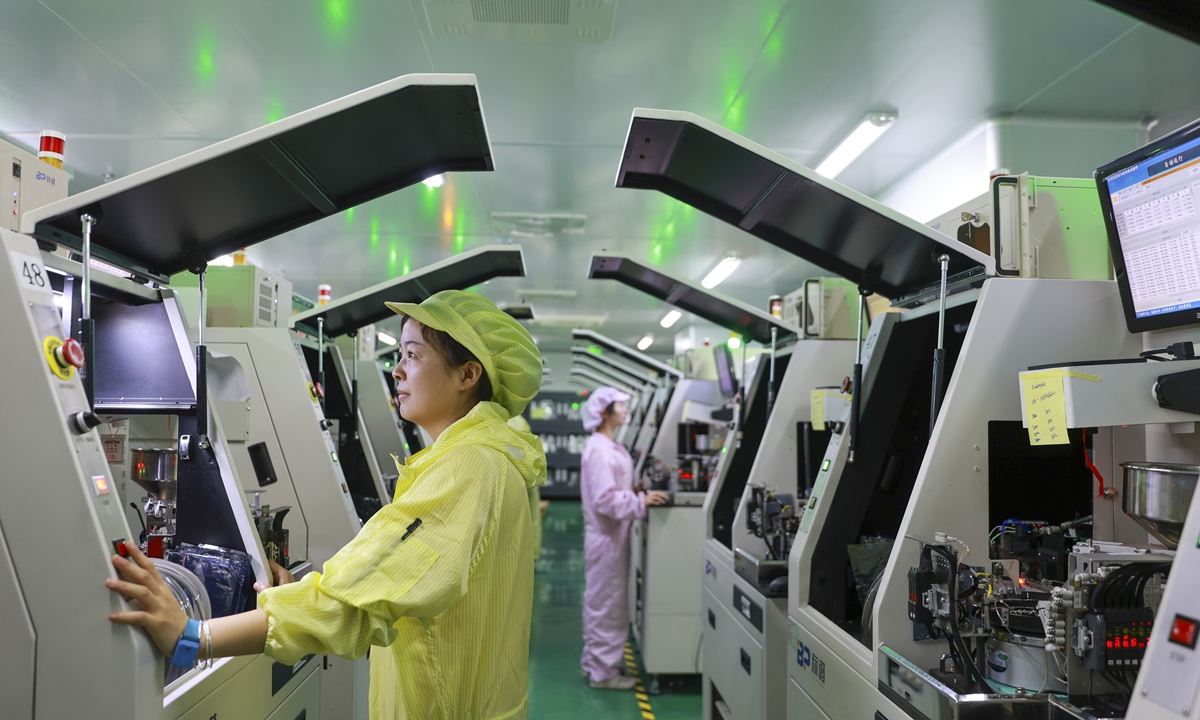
[811,390,826,431]
[1022,373,1069,445]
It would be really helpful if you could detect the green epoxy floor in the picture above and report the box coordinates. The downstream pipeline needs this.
[529,500,701,719]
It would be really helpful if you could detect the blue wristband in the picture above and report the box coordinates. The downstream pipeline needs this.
[170,619,201,668]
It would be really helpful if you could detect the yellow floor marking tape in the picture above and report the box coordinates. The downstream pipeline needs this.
[624,641,656,720]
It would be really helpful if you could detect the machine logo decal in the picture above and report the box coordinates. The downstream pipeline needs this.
[796,640,826,684]
[705,559,715,578]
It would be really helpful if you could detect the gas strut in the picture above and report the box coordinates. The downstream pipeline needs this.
[194,263,210,449]
[80,213,97,408]
[930,254,950,435]
[848,286,870,464]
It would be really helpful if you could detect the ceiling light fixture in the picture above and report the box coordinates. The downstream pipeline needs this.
[701,253,742,289]
[422,174,445,188]
[660,309,682,328]
[637,334,654,351]
[814,111,898,179]
[377,331,397,346]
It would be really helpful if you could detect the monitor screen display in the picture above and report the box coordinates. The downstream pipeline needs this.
[1097,118,1200,332]
[714,343,736,398]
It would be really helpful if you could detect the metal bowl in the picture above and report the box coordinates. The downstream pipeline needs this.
[1121,462,1199,549]
[130,448,178,500]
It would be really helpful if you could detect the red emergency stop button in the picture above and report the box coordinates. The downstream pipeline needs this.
[840,376,852,394]
[56,338,85,368]
[1169,614,1199,649]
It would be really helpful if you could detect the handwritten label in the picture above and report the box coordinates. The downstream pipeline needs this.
[810,390,850,432]
[811,390,826,431]
[1020,369,1100,446]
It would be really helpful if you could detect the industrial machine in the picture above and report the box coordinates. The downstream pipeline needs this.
[289,245,526,499]
[0,72,494,720]
[1,137,68,232]
[611,106,1158,719]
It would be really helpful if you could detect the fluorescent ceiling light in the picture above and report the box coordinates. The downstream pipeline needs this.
[377,331,397,346]
[728,336,741,349]
[814,111,898,179]
[660,310,682,328]
[637,334,654,351]
[210,254,235,267]
[422,174,445,188]
[701,253,742,289]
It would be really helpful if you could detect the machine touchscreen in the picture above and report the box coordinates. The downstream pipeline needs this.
[1097,118,1200,332]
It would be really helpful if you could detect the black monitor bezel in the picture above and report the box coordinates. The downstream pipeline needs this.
[1095,116,1200,334]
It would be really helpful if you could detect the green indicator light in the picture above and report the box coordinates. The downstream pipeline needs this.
[821,459,830,472]
[587,345,602,355]
[331,452,339,463]
[722,446,728,455]
[571,403,580,410]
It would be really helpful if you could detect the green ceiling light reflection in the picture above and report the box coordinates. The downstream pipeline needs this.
[370,216,380,248]
[388,242,398,276]
[324,0,350,29]
[454,234,465,253]
[266,100,285,124]
[195,40,215,81]
[345,206,355,229]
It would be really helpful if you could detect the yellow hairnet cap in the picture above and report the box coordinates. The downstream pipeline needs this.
[386,290,542,419]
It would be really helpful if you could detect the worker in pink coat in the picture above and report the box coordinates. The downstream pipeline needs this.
[579,387,668,689]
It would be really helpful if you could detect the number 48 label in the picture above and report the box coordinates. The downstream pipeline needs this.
[11,251,52,294]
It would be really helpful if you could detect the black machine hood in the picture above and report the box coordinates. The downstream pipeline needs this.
[615,109,993,300]
[25,74,493,283]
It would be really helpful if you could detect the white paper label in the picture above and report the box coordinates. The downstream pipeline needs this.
[11,251,52,294]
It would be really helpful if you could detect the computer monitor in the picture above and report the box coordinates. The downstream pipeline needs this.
[1097,117,1200,333]
[714,343,737,398]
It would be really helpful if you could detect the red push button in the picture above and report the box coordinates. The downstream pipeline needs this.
[57,338,85,369]
[113,538,128,557]
[1169,614,1199,649]
[840,376,852,394]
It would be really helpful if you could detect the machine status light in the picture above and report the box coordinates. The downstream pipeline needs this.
[91,475,110,496]
[331,451,339,463]
[821,459,831,472]
[1169,615,1199,649]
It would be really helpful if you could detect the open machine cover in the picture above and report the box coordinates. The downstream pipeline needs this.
[24,74,493,281]
[572,328,683,379]
[615,109,994,299]
[570,346,658,386]
[291,244,525,336]
[589,252,797,343]
[1090,0,1200,45]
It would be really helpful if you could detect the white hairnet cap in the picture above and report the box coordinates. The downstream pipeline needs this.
[582,387,631,432]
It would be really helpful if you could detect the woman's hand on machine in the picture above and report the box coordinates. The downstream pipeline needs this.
[105,541,189,657]
[643,490,670,507]
[253,559,295,592]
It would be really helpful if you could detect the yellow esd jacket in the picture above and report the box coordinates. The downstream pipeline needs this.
[259,401,547,720]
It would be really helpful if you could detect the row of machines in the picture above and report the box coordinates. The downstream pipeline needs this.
[615,106,1200,720]
[583,252,859,697]
[0,73,496,720]
[570,325,724,684]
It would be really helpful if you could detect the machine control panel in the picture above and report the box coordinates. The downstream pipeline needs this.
[28,299,132,559]
[1139,532,1200,716]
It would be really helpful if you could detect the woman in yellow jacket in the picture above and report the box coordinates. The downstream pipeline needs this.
[105,290,547,719]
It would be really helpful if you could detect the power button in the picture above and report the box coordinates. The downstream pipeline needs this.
[1169,614,1199,649]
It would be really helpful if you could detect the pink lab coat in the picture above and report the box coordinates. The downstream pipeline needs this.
[579,432,645,683]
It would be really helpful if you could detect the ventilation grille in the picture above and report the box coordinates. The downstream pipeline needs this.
[424,0,615,42]
[472,0,568,24]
